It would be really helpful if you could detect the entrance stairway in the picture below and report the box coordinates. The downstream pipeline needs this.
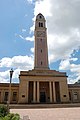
[8,103,80,109]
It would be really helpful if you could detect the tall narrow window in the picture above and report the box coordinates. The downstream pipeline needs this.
[4,92,8,101]
[41,23,43,27]
[73,92,78,100]
[41,61,42,65]
[69,92,71,101]
[39,22,43,27]
[39,22,41,27]
[0,92,1,102]
[40,39,42,42]
[12,92,17,101]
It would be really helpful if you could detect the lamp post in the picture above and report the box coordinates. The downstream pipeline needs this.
[7,68,14,113]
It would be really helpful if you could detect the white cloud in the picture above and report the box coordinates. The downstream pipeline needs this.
[22,29,26,32]
[59,59,80,83]
[33,0,80,61]
[59,59,70,70]
[0,55,34,69]
[0,55,34,83]
[0,58,12,67]
[0,77,8,83]
[59,58,78,71]
[32,0,80,83]
[70,58,78,62]
[27,0,33,4]
[15,34,25,40]
[30,47,34,53]
[15,33,34,42]
[0,70,9,79]
[70,64,80,73]
[0,69,20,83]
[34,0,52,17]
[25,36,34,41]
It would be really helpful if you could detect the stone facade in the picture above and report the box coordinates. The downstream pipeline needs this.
[0,13,80,104]
[68,84,80,103]
[0,83,19,103]
[0,82,80,104]
[18,69,69,103]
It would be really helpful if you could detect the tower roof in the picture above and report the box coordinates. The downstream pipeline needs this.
[36,13,45,21]
[37,13,43,16]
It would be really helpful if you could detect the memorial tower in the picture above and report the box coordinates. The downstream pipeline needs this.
[34,13,49,70]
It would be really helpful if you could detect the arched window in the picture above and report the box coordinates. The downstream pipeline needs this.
[39,22,43,27]
[41,23,43,27]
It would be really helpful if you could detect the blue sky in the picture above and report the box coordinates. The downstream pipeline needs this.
[0,0,34,57]
[0,0,80,84]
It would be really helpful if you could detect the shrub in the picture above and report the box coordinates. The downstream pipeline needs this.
[4,113,20,120]
[12,113,20,120]
[0,105,8,117]
[0,105,20,120]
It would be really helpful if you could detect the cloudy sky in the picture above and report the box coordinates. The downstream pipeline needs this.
[0,0,80,84]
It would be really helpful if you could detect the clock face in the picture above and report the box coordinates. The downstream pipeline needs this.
[37,31,45,37]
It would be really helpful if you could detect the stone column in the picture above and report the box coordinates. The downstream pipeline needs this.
[26,81,29,103]
[49,81,52,102]
[33,81,36,103]
[71,90,74,102]
[37,81,39,103]
[53,82,56,102]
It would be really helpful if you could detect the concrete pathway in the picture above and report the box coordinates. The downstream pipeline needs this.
[11,107,80,120]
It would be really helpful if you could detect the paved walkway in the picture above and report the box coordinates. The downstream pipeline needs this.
[11,107,80,120]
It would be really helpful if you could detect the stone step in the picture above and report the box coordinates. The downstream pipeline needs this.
[6,103,80,109]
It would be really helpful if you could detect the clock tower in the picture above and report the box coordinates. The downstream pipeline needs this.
[34,13,49,70]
